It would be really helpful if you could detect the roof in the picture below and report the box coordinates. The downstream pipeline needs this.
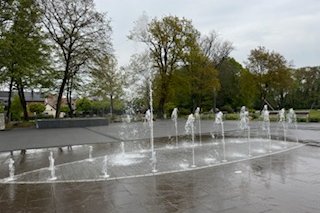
[0,91,45,102]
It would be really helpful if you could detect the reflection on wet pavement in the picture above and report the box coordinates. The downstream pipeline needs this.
[0,136,301,184]
[1,145,320,212]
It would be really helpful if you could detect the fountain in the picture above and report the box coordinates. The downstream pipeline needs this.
[102,155,110,178]
[87,146,93,162]
[287,108,299,143]
[215,110,226,162]
[261,105,271,152]
[279,108,287,142]
[185,113,196,167]
[6,157,16,181]
[48,151,57,180]
[48,151,54,170]
[240,106,251,156]
[147,68,157,173]
[171,108,179,146]
[194,107,202,145]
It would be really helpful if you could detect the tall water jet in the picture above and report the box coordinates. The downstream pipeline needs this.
[48,151,54,170]
[147,69,157,173]
[262,105,271,152]
[240,106,251,156]
[151,151,157,173]
[171,108,179,146]
[185,113,196,167]
[48,151,57,180]
[279,108,286,142]
[88,146,93,162]
[121,142,125,155]
[102,155,110,178]
[7,157,15,181]
[287,108,298,143]
[215,110,226,162]
[194,107,202,145]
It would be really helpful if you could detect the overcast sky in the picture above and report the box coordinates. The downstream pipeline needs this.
[94,0,320,68]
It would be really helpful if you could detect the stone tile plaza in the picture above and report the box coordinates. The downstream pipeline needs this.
[1,119,320,212]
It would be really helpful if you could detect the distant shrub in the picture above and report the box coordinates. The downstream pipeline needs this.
[0,102,4,113]
[220,105,234,113]
[29,103,45,115]
[309,110,320,122]
[225,113,239,120]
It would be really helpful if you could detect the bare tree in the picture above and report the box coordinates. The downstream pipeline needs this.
[40,0,112,118]
[200,31,234,68]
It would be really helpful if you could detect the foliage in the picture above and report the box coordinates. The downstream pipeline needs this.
[0,0,50,121]
[11,95,23,121]
[28,103,45,114]
[75,98,92,114]
[246,46,293,109]
[89,55,123,115]
[308,110,320,122]
[220,105,234,113]
[224,113,239,120]
[0,102,4,113]
[288,67,320,109]
[129,15,200,118]
[238,68,258,108]
[60,105,70,113]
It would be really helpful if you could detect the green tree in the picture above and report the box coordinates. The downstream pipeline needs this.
[89,55,123,116]
[76,98,92,114]
[290,67,320,109]
[129,15,199,118]
[40,0,112,118]
[246,46,292,109]
[11,95,23,121]
[238,69,258,108]
[29,103,45,115]
[216,58,242,109]
[0,0,49,121]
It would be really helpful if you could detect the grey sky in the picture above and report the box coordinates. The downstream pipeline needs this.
[94,0,320,68]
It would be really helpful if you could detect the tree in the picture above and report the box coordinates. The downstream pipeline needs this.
[183,47,220,111]
[124,51,154,112]
[129,15,199,118]
[246,46,292,109]
[89,55,123,115]
[200,31,234,69]
[0,0,49,121]
[200,31,234,111]
[29,103,45,115]
[238,68,258,108]
[76,97,92,114]
[10,95,23,121]
[40,0,112,118]
[216,58,243,109]
[290,67,320,109]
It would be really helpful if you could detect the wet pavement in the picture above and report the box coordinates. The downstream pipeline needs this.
[0,120,320,212]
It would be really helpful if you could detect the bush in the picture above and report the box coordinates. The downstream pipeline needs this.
[308,110,320,122]
[29,103,45,115]
[220,105,234,113]
[0,102,4,113]
[225,113,239,120]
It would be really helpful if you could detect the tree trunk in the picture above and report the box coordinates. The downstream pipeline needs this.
[110,94,113,116]
[6,77,14,122]
[17,83,29,121]
[66,78,74,118]
[55,72,68,118]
